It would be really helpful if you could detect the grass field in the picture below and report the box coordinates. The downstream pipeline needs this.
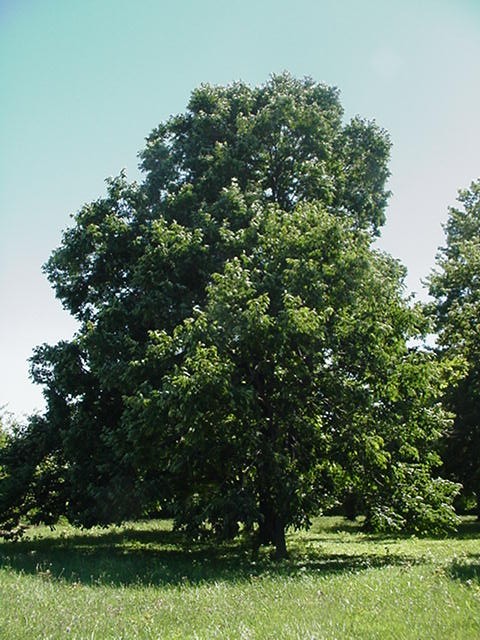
[1,516,479,639]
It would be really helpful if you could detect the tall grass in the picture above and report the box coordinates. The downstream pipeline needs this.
[1,517,479,639]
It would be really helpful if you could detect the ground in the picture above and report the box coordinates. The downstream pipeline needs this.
[1,516,479,639]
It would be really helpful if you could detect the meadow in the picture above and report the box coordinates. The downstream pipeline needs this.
[0,516,479,639]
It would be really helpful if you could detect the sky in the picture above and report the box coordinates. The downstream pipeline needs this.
[1,0,479,420]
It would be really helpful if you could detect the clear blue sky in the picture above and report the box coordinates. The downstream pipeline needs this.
[1,0,479,419]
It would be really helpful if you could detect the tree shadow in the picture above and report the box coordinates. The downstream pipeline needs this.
[448,554,480,585]
[0,522,419,588]
[452,518,480,540]
[308,516,480,543]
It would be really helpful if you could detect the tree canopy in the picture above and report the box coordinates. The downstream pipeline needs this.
[0,74,459,555]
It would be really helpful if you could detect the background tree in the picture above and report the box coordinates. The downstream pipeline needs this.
[0,74,459,554]
[429,179,480,516]
[0,413,7,450]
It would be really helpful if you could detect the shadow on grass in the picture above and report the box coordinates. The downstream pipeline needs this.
[1,518,478,588]
[309,515,480,542]
[452,518,480,540]
[304,516,480,551]
[448,553,480,585]
[0,523,420,588]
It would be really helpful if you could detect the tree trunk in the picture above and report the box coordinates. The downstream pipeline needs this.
[272,517,287,559]
[344,492,359,521]
[257,498,275,546]
[257,499,288,559]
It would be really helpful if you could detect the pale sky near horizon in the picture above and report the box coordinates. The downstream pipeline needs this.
[1,0,479,419]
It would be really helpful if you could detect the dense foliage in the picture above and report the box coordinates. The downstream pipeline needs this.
[0,75,459,555]
[429,179,480,516]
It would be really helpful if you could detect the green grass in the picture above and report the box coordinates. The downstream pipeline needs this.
[1,517,480,639]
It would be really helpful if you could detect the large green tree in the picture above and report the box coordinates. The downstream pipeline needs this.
[429,179,480,516]
[0,75,458,555]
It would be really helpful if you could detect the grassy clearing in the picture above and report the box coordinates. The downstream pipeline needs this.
[1,517,479,639]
